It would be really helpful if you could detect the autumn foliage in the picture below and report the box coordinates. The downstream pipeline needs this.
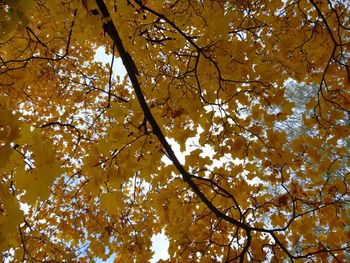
[0,0,349,262]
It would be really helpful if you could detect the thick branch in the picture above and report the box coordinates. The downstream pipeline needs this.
[94,0,249,232]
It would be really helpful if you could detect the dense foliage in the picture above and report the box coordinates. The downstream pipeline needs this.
[0,0,349,261]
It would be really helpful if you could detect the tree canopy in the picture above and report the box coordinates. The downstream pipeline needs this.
[0,0,349,262]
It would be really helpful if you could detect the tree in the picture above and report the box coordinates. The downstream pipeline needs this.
[0,0,349,261]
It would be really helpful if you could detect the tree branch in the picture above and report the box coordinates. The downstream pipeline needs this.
[94,0,250,233]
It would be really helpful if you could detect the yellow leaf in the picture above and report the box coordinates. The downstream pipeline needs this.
[100,191,123,214]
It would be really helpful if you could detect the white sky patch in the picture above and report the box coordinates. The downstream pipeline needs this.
[151,230,170,262]
[95,254,115,263]
[162,126,215,165]
[161,138,186,165]
[94,47,127,78]
[20,203,30,214]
